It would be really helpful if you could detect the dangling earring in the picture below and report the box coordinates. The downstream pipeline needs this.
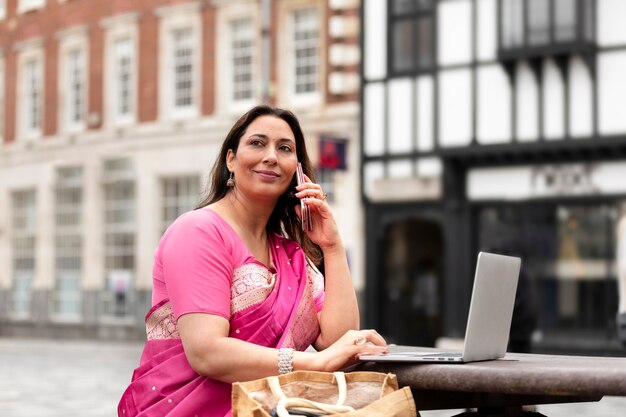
[226,172,235,187]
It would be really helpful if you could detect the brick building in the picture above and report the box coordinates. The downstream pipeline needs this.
[0,0,363,339]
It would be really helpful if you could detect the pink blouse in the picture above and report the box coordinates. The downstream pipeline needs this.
[151,207,324,321]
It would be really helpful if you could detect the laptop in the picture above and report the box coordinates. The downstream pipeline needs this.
[360,252,521,363]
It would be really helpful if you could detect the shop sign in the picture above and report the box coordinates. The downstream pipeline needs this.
[319,136,347,171]
[531,164,598,196]
[468,161,626,201]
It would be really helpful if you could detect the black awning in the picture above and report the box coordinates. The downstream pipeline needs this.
[439,136,626,168]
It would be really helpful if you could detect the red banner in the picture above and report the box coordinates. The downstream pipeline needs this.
[319,136,347,170]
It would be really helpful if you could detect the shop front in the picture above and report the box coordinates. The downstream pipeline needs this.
[365,154,626,355]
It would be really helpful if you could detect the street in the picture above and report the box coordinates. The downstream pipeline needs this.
[0,337,141,417]
[1,337,625,416]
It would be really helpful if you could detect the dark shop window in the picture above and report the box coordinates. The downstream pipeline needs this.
[389,0,435,75]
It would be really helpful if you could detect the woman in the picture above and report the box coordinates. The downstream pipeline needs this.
[118,105,388,417]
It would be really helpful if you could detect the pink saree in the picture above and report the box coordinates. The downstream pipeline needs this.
[118,233,322,417]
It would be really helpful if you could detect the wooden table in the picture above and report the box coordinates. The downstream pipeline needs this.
[359,348,626,416]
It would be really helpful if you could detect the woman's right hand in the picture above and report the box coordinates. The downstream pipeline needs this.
[309,329,389,372]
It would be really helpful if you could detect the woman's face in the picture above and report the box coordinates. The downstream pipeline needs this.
[226,115,299,201]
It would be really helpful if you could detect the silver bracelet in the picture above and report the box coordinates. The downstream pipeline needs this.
[278,348,294,374]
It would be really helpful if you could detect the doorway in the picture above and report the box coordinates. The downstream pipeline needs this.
[379,218,444,346]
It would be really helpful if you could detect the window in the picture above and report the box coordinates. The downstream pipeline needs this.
[172,28,194,109]
[0,0,6,19]
[157,4,201,119]
[103,17,138,127]
[11,190,37,319]
[291,7,319,96]
[58,32,88,133]
[230,18,254,103]
[65,48,86,130]
[389,0,434,75]
[102,159,135,319]
[477,203,619,341]
[500,0,593,51]
[53,167,83,320]
[554,0,578,42]
[21,55,43,139]
[161,176,200,234]
[501,0,524,49]
[527,0,550,46]
[113,37,134,121]
[316,169,335,204]
[216,5,258,112]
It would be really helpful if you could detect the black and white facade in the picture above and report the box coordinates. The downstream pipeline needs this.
[361,0,626,353]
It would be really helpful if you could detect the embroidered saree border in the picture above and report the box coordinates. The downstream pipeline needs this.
[146,262,323,344]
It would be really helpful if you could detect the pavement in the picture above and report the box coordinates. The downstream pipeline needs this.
[1,337,625,417]
[0,337,142,417]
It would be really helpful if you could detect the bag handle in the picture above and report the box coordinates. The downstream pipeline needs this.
[268,372,355,417]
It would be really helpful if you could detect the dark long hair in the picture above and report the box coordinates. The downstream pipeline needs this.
[196,105,321,263]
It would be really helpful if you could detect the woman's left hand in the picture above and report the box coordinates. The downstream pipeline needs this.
[294,174,340,250]
[308,329,389,372]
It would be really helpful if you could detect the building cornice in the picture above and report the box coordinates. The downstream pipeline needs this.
[54,24,89,41]
[99,12,140,29]
[154,1,203,18]
[13,37,44,52]
[209,0,255,7]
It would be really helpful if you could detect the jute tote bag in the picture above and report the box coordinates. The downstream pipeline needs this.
[232,371,418,417]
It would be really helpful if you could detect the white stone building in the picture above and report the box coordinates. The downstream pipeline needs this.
[0,0,363,339]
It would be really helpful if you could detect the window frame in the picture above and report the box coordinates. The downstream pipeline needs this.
[215,2,259,114]
[101,158,136,321]
[103,17,138,127]
[171,27,195,110]
[228,17,257,109]
[58,32,89,133]
[158,6,202,120]
[498,0,595,54]
[160,175,200,234]
[10,189,37,320]
[288,5,321,103]
[387,0,436,77]
[278,0,325,108]
[316,169,336,204]
[52,166,84,321]
[17,47,44,141]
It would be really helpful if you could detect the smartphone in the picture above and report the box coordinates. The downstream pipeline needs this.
[296,163,312,232]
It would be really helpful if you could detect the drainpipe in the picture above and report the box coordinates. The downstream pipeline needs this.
[260,0,271,104]
[617,214,626,347]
